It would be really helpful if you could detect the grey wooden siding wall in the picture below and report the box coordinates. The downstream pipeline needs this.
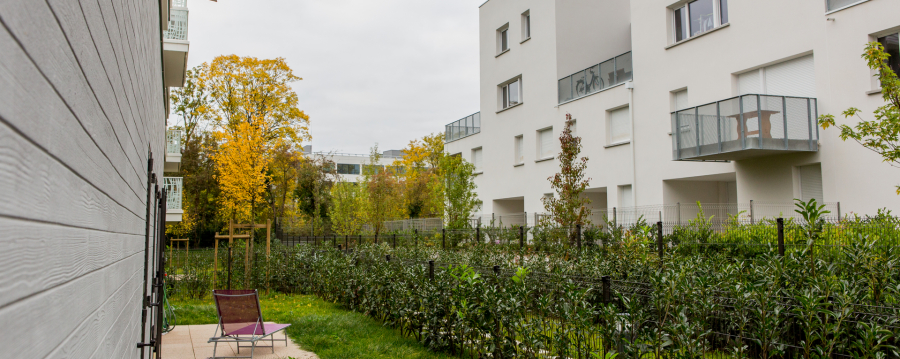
[0,0,166,357]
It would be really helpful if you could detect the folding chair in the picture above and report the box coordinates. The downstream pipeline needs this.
[208,290,291,359]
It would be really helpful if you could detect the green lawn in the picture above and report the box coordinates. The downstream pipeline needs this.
[170,293,457,359]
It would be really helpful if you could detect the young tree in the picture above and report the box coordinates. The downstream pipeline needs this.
[362,146,405,236]
[442,154,481,231]
[820,42,900,194]
[214,121,270,226]
[293,154,337,234]
[394,133,445,218]
[266,142,301,221]
[330,181,366,235]
[542,114,592,241]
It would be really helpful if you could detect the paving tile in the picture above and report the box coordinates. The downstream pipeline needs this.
[161,324,318,359]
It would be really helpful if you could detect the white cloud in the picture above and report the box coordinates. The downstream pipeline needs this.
[183,0,482,154]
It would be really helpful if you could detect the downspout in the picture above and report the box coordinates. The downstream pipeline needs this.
[627,80,637,207]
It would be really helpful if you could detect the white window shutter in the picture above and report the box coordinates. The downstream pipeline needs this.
[799,164,823,203]
[610,107,630,143]
[765,55,816,98]
[738,69,761,95]
[540,129,554,158]
[674,90,689,110]
[473,148,483,172]
[515,136,524,164]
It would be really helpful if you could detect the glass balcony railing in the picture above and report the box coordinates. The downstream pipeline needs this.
[164,177,183,211]
[558,52,632,104]
[166,129,182,155]
[672,94,819,161]
[164,1,188,41]
[445,112,481,143]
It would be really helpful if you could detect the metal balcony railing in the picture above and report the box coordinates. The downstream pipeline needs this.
[672,94,819,161]
[164,1,188,41]
[164,177,183,211]
[445,112,480,143]
[166,130,182,155]
[558,52,632,104]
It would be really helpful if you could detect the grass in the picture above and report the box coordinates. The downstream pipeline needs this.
[169,293,457,359]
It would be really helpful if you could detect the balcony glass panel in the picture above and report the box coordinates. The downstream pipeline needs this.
[165,9,188,41]
[444,112,481,142]
[166,130,182,154]
[164,177,183,211]
[672,94,818,161]
[558,52,631,104]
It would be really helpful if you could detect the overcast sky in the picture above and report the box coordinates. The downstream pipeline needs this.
[180,0,483,154]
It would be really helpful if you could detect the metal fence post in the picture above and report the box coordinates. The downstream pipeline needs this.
[345,235,348,250]
[415,229,418,247]
[442,228,446,249]
[601,276,611,304]
[777,218,785,257]
[429,260,435,281]
[613,207,617,225]
[493,265,500,276]
[227,245,233,290]
[386,255,391,262]
[677,202,681,225]
[750,200,755,225]
[393,234,396,249]
[519,226,524,249]
[837,202,842,222]
[657,221,664,259]
[476,225,481,245]
[338,244,342,251]
[333,235,336,248]
[375,233,378,245]
[576,224,582,249]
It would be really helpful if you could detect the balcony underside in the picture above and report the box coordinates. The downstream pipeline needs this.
[163,40,189,87]
[164,153,182,172]
[676,138,817,161]
[166,209,183,223]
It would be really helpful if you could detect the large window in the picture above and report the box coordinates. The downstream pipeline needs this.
[515,135,524,165]
[538,128,554,159]
[878,33,900,85]
[608,107,631,144]
[337,164,360,175]
[826,0,866,12]
[501,78,522,110]
[673,0,728,43]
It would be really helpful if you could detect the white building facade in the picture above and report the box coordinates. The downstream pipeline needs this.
[303,146,405,183]
[445,0,900,223]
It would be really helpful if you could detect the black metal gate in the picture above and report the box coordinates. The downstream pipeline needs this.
[137,151,167,358]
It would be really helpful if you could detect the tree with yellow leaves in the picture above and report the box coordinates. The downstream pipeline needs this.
[214,121,269,223]
[393,133,445,218]
[362,145,405,236]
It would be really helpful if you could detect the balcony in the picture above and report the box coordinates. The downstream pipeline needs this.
[558,52,632,104]
[672,94,819,161]
[164,129,182,172]
[163,0,189,88]
[164,177,183,223]
[445,112,480,143]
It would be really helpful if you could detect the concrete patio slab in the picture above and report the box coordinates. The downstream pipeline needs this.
[161,324,318,359]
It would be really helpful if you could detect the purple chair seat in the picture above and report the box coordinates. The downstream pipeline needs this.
[228,323,291,336]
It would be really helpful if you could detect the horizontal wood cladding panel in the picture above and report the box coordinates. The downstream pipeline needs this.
[45,273,143,359]
[80,0,148,153]
[0,0,146,199]
[0,25,146,217]
[0,216,145,309]
[49,0,147,180]
[0,120,145,235]
[0,252,143,358]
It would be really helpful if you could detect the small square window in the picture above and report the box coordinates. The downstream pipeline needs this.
[497,24,510,54]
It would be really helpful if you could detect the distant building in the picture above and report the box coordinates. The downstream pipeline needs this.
[303,146,406,183]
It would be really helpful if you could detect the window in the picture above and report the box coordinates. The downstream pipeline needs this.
[472,148,483,173]
[878,33,900,85]
[799,164,823,203]
[515,135,524,165]
[674,89,689,111]
[608,107,631,144]
[521,11,531,40]
[618,185,634,208]
[738,55,816,97]
[500,78,522,110]
[497,24,509,53]
[826,0,866,12]
[362,164,384,175]
[337,163,360,175]
[673,0,728,43]
[538,128,554,159]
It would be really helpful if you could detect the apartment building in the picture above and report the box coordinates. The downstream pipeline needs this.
[445,0,900,223]
[0,0,188,357]
[303,146,406,182]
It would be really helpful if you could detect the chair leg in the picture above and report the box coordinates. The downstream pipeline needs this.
[271,335,275,353]
[250,340,257,359]
[213,341,218,358]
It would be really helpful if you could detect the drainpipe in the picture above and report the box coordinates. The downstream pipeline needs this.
[627,80,637,207]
